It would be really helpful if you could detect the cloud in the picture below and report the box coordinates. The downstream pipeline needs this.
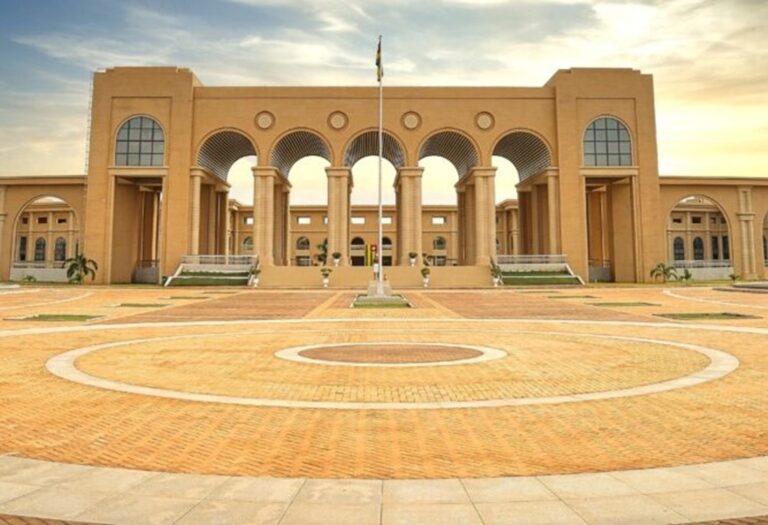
[2,0,767,183]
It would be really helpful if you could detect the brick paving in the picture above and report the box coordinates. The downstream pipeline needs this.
[0,285,767,482]
[688,516,768,524]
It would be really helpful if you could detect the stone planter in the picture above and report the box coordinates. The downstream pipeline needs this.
[322,277,330,288]
[422,277,429,288]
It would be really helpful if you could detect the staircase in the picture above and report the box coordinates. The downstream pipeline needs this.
[496,255,583,286]
[165,255,256,287]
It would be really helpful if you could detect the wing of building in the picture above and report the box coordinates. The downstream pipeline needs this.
[1,67,767,284]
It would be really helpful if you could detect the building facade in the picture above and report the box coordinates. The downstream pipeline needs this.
[1,66,767,284]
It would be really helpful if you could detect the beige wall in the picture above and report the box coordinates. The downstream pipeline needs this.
[3,66,768,283]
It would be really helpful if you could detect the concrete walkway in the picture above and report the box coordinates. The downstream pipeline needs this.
[1,454,767,524]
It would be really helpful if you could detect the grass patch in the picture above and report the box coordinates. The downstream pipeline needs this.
[169,277,248,286]
[17,314,101,322]
[502,276,581,286]
[165,296,210,300]
[591,302,659,307]
[547,295,597,299]
[352,294,411,308]
[655,312,759,320]
[180,270,250,277]
[501,270,572,277]
[116,303,169,308]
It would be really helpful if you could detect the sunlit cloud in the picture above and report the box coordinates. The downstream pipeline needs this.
[1,0,766,201]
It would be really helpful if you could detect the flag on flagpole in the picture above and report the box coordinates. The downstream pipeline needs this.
[375,36,383,82]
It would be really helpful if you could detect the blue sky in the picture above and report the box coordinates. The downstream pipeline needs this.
[1,0,766,204]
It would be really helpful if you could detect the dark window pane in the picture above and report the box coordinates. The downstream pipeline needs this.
[584,154,596,165]
[606,118,618,129]
[608,154,620,165]
[129,128,141,140]
[620,154,631,165]
[152,153,163,165]
[117,128,128,140]
[140,154,152,165]
[595,130,606,141]
[128,153,139,164]
[584,142,595,154]
[596,154,608,165]
[115,153,128,165]
[607,129,618,141]
[141,129,153,140]
[608,142,619,154]
[116,141,128,153]
[585,129,594,141]
[596,142,607,154]
[619,142,630,154]
[619,129,630,141]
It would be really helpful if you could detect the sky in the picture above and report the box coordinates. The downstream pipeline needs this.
[0,0,766,205]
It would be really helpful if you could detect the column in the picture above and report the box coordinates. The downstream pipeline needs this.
[737,186,757,279]
[546,173,560,254]
[469,167,496,266]
[326,167,352,265]
[395,167,423,266]
[207,187,216,255]
[456,188,466,264]
[189,170,203,256]
[223,194,231,258]
[252,166,278,266]
[46,211,53,265]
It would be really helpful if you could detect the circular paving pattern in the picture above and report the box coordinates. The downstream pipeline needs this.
[44,327,736,410]
[1,309,766,479]
[276,341,505,368]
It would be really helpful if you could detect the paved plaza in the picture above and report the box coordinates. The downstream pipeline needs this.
[0,285,767,523]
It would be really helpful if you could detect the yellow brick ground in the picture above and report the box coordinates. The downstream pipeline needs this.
[0,285,766,479]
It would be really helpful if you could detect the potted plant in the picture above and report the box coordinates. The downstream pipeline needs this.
[490,261,503,287]
[420,267,430,288]
[249,262,261,287]
[332,251,342,266]
[408,251,418,267]
[64,252,98,284]
[320,267,332,288]
[676,268,693,286]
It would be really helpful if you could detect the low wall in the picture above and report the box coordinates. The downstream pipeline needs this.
[260,265,492,289]
[10,267,69,283]
[687,266,733,281]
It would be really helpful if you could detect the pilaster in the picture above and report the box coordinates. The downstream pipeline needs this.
[189,170,204,256]
[394,167,423,266]
[252,166,279,266]
[326,167,352,265]
[737,186,757,279]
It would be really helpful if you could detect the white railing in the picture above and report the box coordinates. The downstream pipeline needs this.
[672,259,732,269]
[181,255,257,266]
[13,261,66,269]
[496,254,567,265]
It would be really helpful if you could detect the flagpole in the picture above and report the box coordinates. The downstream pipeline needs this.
[376,35,384,295]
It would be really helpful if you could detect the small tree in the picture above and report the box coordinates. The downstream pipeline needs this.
[420,267,430,278]
[650,263,677,283]
[676,268,693,285]
[317,239,328,265]
[320,267,333,279]
[65,253,98,284]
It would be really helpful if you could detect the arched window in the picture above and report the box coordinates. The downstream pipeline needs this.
[54,237,66,261]
[673,237,685,261]
[34,238,46,262]
[296,236,310,250]
[693,237,704,260]
[351,237,365,247]
[115,116,164,166]
[242,236,253,252]
[382,236,392,249]
[583,117,632,167]
[433,236,447,250]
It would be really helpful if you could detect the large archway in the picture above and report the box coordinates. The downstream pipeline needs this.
[10,196,80,282]
[344,130,405,266]
[492,130,554,257]
[271,130,332,266]
[418,130,479,265]
[667,195,733,280]
[196,130,258,258]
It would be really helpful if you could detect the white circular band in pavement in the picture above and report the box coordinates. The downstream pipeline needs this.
[45,329,739,410]
[274,342,507,368]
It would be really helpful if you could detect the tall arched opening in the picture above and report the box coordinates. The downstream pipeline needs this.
[667,195,733,280]
[10,196,80,282]
[418,130,479,265]
[271,130,332,266]
[344,130,404,266]
[492,130,553,258]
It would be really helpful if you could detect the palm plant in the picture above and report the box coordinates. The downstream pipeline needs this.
[65,253,98,284]
[650,262,677,283]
